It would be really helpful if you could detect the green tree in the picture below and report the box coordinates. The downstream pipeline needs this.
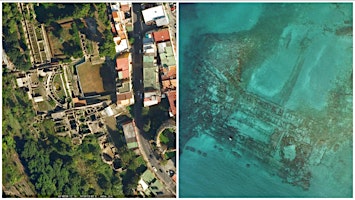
[143,119,151,132]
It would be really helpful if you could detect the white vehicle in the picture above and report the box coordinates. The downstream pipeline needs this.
[153,167,157,172]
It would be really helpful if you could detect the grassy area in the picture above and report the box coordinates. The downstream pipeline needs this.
[47,21,82,59]
[86,39,94,55]
[53,74,66,101]
[76,62,105,95]
[37,101,54,111]
[76,60,115,96]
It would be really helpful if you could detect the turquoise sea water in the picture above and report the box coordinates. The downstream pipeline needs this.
[179,3,352,197]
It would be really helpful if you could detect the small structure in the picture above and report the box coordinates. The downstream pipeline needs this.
[112,11,120,22]
[142,5,169,26]
[116,53,130,80]
[152,29,170,43]
[143,42,156,54]
[155,17,169,27]
[162,79,177,91]
[122,120,138,149]
[113,37,128,53]
[138,170,165,196]
[143,55,161,107]
[161,65,176,81]
[110,3,119,11]
[33,96,44,103]
[117,91,134,106]
[166,90,176,117]
[144,92,160,107]
[120,3,130,13]
[16,77,28,88]
[157,42,176,67]
[104,106,114,117]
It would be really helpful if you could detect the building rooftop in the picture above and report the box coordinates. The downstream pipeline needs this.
[111,4,119,11]
[122,121,138,149]
[139,179,149,191]
[116,53,130,79]
[117,80,131,93]
[142,5,165,23]
[143,43,156,54]
[117,91,134,106]
[104,106,114,117]
[143,66,160,91]
[152,29,170,43]
[140,170,165,196]
[166,90,176,116]
[112,11,119,21]
[155,17,169,27]
[143,37,154,44]
[121,4,130,12]
[113,37,128,53]
[143,55,155,63]
[117,91,133,101]
[144,91,161,107]
[162,79,177,91]
[158,42,175,67]
[114,23,126,39]
[161,65,176,80]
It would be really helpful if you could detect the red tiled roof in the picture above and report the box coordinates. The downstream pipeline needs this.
[166,90,176,116]
[116,53,130,79]
[152,29,170,43]
[112,11,119,20]
[162,79,176,90]
[121,4,130,12]
[117,92,133,101]
[161,65,176,80]
[121,70,130,79]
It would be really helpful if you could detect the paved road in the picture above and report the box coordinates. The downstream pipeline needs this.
[131,3,176,197]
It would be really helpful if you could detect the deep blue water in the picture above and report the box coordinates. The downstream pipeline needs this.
[179,3,352,197]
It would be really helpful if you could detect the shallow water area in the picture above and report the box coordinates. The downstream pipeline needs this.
[179,3,352,197]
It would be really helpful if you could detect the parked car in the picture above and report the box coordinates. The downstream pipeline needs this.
[153,167,158,172]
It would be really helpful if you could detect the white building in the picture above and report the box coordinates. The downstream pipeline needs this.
[113,37,128,53]
[142,5,169,27]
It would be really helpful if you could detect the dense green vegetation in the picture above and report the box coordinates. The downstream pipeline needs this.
[2,73,125,197]
[99,29,116,59]
[2,3,32,70]
[3,74,36,193]
[93,4,116,59]
[17,132,124,197]
[34,3,95,24]
[164,151,176,160]
[160,128,176,150]
[35,3,115,60]
[3,3,148,197]
[142,99,171,140]
[62,21,83,59]
[112,127,147,196]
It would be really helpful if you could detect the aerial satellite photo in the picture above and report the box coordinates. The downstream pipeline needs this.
[2,2,176,197]
[179,3,352,197]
